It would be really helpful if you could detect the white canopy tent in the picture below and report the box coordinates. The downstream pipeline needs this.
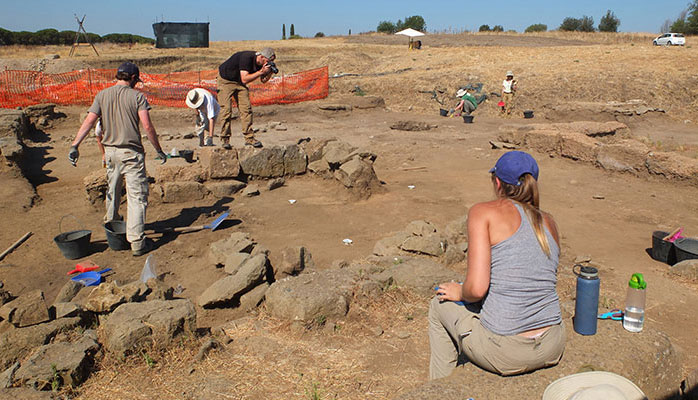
[395,28,425,49]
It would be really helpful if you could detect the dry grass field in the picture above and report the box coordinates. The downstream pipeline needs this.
[1,32,698,399]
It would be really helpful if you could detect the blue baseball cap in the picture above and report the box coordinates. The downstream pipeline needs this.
[117,62,141,81]
[489,151,539,186]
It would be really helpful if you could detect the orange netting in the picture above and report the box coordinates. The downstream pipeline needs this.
[0,66,329,109]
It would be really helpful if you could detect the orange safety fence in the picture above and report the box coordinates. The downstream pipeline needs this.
[0,66,328,109]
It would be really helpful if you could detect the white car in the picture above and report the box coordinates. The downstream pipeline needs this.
[653,33,685,46]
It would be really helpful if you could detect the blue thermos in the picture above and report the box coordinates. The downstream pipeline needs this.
[573,265,600,335]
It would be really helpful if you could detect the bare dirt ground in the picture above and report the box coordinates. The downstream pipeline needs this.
[1,33,698,399]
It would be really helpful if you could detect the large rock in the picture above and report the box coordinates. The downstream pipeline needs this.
[596,140,649,173]
[0,109,29,162]
[205,180,246,198]
[53,280,83,304]
[238,146,285,177]
[370,258,460,293]
[273,246,314,279]
[84,281,146,313]
[373,231,412,257]
[198,147,240,179]
[198,254,268,308]
[670,259,698,280]
[0,290,50,328]
[645,151,698,184]
[161,181,208,203]
[265,269,356,322]
[209,232,256,266]
[559,132,600,162]
[23,103,65,129]
[101,299,196,356]
[154,164,207,183]
[395,323,681,400]
[444,214,469,244]
[333,156,382,199]
[283,144,308,175]
[223,252,251,275]
[300,138,336,163]
[0,387,53,399]
[0,317,82,370]
[400,234,447,256]
[13,334,99,390]
[323,141,357,166]
[406,220,437,237]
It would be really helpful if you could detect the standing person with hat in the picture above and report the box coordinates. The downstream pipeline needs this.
[68,62,167,257]
[185,88,220,147]
[217,48,277,149]
[502,70,518,116]
[429,151,565,379]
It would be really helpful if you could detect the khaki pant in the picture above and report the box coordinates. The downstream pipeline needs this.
[104,146,149,252]
[428,296,565,380]
[195,114,210,146]
[217,75,255,143]
[502,92,515,115]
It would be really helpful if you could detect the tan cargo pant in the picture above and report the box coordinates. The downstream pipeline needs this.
[502,92,515,115]
[104,146,149,252]
[428,296,565,380]
[217,74,255,143]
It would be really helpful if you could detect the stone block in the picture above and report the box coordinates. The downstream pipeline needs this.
[560,132,600,162]
[525,129,561,154]
[198,147,240,179]
[283,144,308,175]
[205,180,246,198]
[161,181,208,203]
[596,140,649,173]
[0,290,50,328]
[238,146,285,178]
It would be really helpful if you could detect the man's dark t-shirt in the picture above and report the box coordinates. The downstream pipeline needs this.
[219,51,260,83]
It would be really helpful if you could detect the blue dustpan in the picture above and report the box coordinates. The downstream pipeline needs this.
[71,268,112,286]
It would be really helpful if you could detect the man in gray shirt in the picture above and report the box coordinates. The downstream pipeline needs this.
[68,62,167,256]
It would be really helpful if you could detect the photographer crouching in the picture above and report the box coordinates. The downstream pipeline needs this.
[217,48,277,149]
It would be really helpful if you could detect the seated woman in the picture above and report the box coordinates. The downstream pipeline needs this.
[429,151,565,379]
[453,89,478,117]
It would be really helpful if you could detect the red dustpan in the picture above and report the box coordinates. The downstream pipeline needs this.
[67,260,99,275]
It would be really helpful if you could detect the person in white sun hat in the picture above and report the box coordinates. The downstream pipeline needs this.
[185,88,220,147]
[542,371,648,400]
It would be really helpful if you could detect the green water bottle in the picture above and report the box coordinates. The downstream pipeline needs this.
[623,273,647,333]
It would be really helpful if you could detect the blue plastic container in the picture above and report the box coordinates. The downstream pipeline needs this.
[573,265,600,335]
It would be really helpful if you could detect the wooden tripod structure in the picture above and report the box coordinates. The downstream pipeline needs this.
[69,14,99,57]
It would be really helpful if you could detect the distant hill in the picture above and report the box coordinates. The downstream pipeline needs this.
[0,27,154,46]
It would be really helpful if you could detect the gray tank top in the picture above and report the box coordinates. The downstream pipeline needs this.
[479,202,562,336]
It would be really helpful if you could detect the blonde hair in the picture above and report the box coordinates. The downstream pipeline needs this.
[493,173,552,257]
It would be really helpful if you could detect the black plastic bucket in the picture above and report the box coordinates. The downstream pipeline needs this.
[179,150,194,163]
[523,110,534,119]
[463,115,474,123]
[54,215,92,260]
[104,221,130,251]
[439,108,448,117]
[675,238,698,264]
[651,230,676,265]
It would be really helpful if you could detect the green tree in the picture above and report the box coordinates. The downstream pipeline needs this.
[400,15,426,31]
[282,24,286,40]
[559,17,581,31]
[525,23,547,33]
[290,24,295,36]
[0,28,14,45]
[348,29,351,35]
[377,21,397,33]
[314,32,325,37]
[579,15,595,32]
[686,0,698,34]
[598,10,620,32]
[478,24,491,32]
[492,25,504,32]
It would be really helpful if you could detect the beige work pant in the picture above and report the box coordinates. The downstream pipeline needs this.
[428,296,565,380]
[104,146,149,252]
[217,75,255,143]
[502,92,515,115]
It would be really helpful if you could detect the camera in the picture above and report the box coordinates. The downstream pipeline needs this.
[266,61,279,74]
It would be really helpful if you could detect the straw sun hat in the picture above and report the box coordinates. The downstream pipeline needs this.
[542,372,647,400]
[185,88,208,109]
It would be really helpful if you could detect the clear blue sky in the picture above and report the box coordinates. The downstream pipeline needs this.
[0,0,691,40]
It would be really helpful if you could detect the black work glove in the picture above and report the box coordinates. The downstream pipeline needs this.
[157,150,168,165]
[68,145,79,166]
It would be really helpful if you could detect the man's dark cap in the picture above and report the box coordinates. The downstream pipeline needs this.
[117,62,141,81]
